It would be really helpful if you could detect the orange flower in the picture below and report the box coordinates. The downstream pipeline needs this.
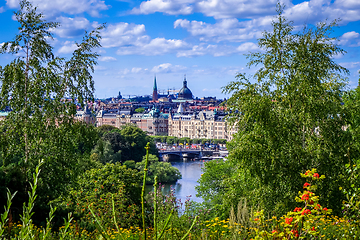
[313,173,319,178]
[285,217,293,225]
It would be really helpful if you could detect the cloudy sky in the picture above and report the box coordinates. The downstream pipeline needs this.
[0,0,359,99]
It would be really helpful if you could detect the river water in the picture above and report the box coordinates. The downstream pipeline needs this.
[161,160,209,203]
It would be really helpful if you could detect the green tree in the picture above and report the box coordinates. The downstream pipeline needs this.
[119,124,157,162]
[97,124,117,137]
[56,163,142,229]
[0,0,102,222]
[135,107,145,113]
[200,4,353,215]
[136,154,181,184]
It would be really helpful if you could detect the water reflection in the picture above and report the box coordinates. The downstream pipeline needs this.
[161,160,209,203]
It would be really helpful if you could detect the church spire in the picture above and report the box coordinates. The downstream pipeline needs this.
[152,75,158,102]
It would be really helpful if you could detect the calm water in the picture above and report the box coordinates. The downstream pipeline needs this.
[150,160,209,203]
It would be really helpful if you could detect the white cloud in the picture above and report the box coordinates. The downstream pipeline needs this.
[196,0,286,19]
[6,0,108,17]
[339,61,360,69]
[130,0,195,15]
[131,0,291,19]
[342,31,360,39]
[51,17,91,38]
[101,22,149,48]
[58,41,78,54]
[339,31,360,47]
[282,0,360,24]
[174,17,267,42]
[0,6,4,13]
[236,42,259,52]
[98,56,117,62]
[116,37,190,56]
[94,65,107,71]
[151,63,187,73]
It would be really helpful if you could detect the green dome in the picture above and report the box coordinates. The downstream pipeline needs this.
[178,77,193,100]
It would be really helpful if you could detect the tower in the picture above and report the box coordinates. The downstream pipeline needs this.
[152,75,158,102]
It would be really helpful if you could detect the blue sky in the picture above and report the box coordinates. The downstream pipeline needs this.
[0,0,359,99]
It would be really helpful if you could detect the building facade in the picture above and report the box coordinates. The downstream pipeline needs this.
[168,110,236,140]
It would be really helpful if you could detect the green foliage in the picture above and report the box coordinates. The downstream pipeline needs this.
[1,160,360,239]
[93,125,157,163]
[196,159,262,219]
[91,139,122,164]
[119,124,157,162]
[136,154,181,184]
[211,4,353,215]
[179,137,191,144]
[0,0,102,223]
[56,163,142,230]
[123,160,136,169]
[135,107,145,113]
[97,124,117,137]
[341,164,360,221]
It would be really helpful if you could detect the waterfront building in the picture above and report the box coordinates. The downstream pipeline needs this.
[168,109,236,141]
[114,106,168,135]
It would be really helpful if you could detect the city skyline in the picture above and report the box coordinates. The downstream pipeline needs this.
[0,0,359,99]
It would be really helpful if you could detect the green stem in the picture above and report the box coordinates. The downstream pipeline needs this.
[142,142,150,239]
[157,209,174,240]
[88,205,109,240]
[180,216,199,240]
[153,176,158,240]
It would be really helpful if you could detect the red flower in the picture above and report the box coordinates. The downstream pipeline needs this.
[313,173,319,178]
[301,193,309,201]
[312,227,316,231]
[254,218,260,221]
[303,182,311,189]
[285,217,293,225]
[293,207,302,212]
[272,230,277,234]
[309,200,314,205]
[291,230,299,237]
[301,209,311,215]
[323,207,328,211]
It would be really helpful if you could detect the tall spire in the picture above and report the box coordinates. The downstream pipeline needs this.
[153,75,157,91]
[152,75,158,102]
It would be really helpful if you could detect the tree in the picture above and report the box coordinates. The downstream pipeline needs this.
[55,163,143,229]
[119,124,157,162]
[135,107,145,113]
[200,4,353,215]
[136,154,181,184]
[0,0,103,222]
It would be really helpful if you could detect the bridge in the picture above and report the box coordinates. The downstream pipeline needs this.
[159,149,215,161]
